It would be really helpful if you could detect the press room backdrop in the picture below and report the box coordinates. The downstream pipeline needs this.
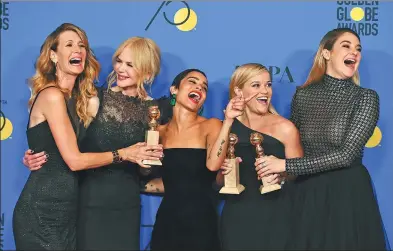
[1,1,392,250]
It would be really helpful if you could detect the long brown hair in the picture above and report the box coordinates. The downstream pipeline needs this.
[302,28,361,88]
[28,23,100,127]
[107,37,161,99]
[229,63,278,114]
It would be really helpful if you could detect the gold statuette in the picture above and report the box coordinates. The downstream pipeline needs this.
[219,133,245,194]
[250,132,281,194]
[142,105,162,166]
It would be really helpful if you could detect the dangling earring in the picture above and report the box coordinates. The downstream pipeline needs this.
[170,93,176,106]
[52,58,57,68]
[198,106,204,115]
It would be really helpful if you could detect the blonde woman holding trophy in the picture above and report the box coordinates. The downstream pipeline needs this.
[217,63,303,250]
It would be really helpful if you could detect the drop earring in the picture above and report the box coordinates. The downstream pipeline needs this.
[198,106,204,116]
[170,93,176,106]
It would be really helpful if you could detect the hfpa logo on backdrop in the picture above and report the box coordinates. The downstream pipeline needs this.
[336,1,379,36]
[0,100,13,141]
[235,65,295,84]
[0,1,10,30]
[145,1,197,32]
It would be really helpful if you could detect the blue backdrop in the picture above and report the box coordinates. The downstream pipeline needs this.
[1,1,392,250]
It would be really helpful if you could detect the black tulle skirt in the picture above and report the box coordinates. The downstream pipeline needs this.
[287,164,386,250]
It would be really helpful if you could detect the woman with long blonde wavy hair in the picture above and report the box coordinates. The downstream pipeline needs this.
[217,63,303,250]
[13,23,142,250]
[22,35,171,250]
[257,28,386,249]
[74,36,172,251]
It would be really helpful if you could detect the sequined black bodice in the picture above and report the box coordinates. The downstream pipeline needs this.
[286,74,379,175]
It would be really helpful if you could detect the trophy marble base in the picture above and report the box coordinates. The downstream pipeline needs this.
[220,184,245,194]
[142,130,162,166]
[259,183,281,194]
[219,158,245,194]
[142,159,162,166]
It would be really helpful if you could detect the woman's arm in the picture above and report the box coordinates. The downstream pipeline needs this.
[206,118,232,172]
[285,89,378,176]
[37,88,162,171]
[258,89,379,177]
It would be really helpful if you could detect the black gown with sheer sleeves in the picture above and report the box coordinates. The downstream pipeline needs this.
[285,74,386,250]
[76,87,171,250]
[13,87,86,250]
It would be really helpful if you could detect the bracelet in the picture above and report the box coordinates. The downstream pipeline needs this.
[112,150,123,163]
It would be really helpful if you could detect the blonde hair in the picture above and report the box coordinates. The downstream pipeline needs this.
[229,63,278,114]
[107,37,161,99]
[303,28,361,88]
[28,23,100,127]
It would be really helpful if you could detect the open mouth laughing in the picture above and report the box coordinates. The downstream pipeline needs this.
[188,90,202,104]
[256,96,268,105]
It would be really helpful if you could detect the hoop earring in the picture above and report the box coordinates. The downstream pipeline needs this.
[198,106,204,116]
[170,94,176,106]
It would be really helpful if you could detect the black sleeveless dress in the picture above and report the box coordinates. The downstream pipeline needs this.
[13,87,85,250]
[150,149,220,251]
[76,88,171,250]
[220,119,293,250]
[286,75,386,249]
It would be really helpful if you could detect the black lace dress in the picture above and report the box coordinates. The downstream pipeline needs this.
[13,87,86,250]
[286,74,386,250]
[76,87,171,250]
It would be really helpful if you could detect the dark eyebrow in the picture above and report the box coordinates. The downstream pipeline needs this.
[188,76,208,87]
[340,40,362,49]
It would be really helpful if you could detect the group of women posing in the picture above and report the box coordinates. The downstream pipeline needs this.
[13,22,387,251]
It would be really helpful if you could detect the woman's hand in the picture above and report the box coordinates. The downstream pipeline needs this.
[255,155,286,180]
[224,93,258,122]
[121,142,164,168]
[22,149,48,171]
[219,157,242,175]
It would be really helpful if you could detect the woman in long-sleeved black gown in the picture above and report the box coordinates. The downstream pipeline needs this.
[257,27,387,250]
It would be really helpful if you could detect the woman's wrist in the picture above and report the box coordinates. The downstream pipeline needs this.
[117,148,133,163]
[112,149,124,163]
[222,117,234,128]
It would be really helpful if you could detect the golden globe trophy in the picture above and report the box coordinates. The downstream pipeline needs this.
[142,105,162,166]
[250,132,281,194]
[219,133,245,194]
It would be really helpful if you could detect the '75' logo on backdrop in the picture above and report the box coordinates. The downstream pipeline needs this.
[145,1,198,32]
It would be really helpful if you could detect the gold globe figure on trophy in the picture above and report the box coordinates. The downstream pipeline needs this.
[142,105,162,166]
[250,132,281,194]
[219,133,245,194]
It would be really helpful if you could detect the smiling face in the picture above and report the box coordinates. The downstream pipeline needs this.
[236,70,272,115]
[50,30,86,76]
[114,46,139,89]
[324,32,362,80]
[170,71,208,113]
